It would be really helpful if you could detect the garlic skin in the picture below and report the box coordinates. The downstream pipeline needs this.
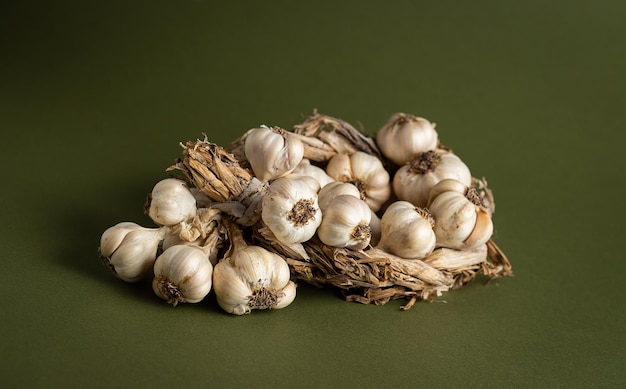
[318,195,372,250]
[148,178,198,226]
[152,245,213,306]
[244,126,304,182]
[99,222,167,283]
[261,176,322,244]
[393,150,472,208]
[290,158,334,188]
[325,151,391,212]
[212,245,296,315]
[375,113,439,166]
[377,201,436,259]
[429,187,493,250]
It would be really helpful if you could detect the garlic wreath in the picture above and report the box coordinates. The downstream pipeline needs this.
[99,222,167,283]
[325,151,391,212]
[212,224,296,315]
[261,176,322,244]
[428,179,493,250]
[393,149,472,208]
[244,125,304,182]
[317,194,372,250]
[375,113,439,166]
[152,245,214,306]
[377,201,436,259]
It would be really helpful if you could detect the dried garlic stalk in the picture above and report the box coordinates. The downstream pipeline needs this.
[292,110,383,162]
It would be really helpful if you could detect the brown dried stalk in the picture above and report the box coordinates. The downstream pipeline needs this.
[292,110,383,162]
[168,137,253,202]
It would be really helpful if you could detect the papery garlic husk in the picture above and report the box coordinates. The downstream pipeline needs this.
[99,222,167,283]
[290,158,334,188]
[393,149,472,208]
[429,183,494,250]
[261,176,322,244]
[377,201,436,259]
[190,188,214,208]
[243,125,304,182]
[375,113,439,166]
[152,245,213,306]
[148,178,198,226]
[317,195,372,250]
[212,230,296,315]
[325,151,391,212]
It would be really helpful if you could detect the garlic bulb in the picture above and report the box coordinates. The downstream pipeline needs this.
[375,113,439,165]
[152,245,213,306]
[377,201,436,259]
[325,151,391,212]
[99,222,167,282]
[290,158,334,188]
[393,149,472,208]
[317,181,361,212]
[213,226,296,315]
[261,176,322,244]
[317,195,372,250]
[244,125,304,182]
[148,178,197,226]
[429,181,493,250]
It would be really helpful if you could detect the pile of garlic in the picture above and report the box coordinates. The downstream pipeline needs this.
[99,111,511,313]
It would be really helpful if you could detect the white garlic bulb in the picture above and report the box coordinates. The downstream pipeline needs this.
[317,181,361,212]
[261,176,322,244]
[212,238,296,315]
[325,151,391,212]
[375,113,439,165]
[152,245,213,306]
[148,178,197,226]
[290,158,334,188]
[377,201,436,259]
[317,195,372,250]
[99,222,167,283]
[429,181,493,250]
[244,125,304,182]
[393,149,472,208]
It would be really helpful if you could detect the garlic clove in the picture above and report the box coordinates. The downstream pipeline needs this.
[244,126,304,182]
[272,281,297,310]
[148,178,198,226]
[99,222,141,259]
[325,153,353,181]
[462,209,494,249]
[152,245,213,306]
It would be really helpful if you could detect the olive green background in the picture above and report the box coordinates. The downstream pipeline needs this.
[2,1,625,387]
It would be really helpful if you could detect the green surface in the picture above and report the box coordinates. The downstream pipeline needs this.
[2,1,625,387]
